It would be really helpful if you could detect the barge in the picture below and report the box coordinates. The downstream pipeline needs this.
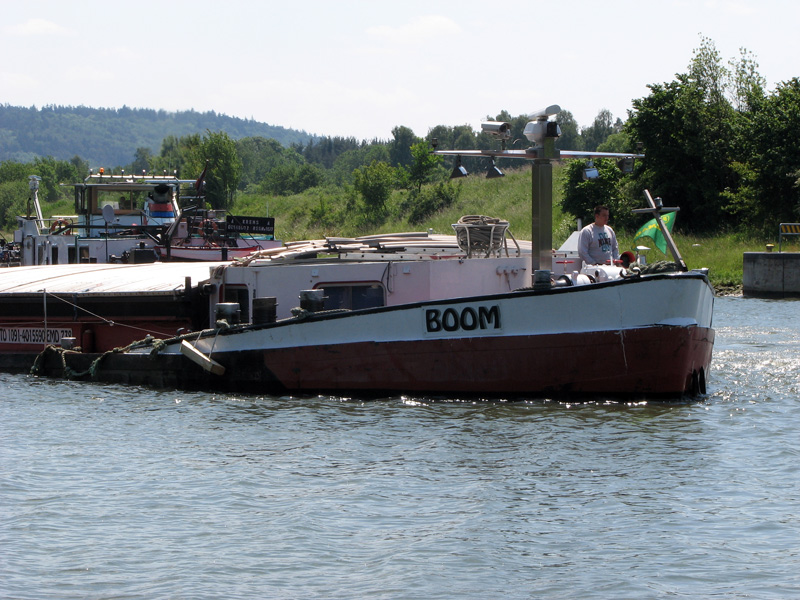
[7,105,715,398]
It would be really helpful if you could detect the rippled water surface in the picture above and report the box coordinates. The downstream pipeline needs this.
[2,296,799,599]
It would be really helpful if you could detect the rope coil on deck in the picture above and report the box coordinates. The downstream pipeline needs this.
[452,215,510,257]
[637,261,682,274]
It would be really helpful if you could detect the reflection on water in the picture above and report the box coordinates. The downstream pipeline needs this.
[711,297,800,403]
[2,296,800,599]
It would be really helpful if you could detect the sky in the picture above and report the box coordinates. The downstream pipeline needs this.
[2,0,798,141]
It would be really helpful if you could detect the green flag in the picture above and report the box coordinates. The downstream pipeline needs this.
[633,212,676,255]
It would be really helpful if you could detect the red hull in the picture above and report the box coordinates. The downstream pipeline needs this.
[30,324,713,399]
[13,271,715,399]
[254,325,714,397]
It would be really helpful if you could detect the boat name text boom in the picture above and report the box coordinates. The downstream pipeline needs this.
[425,305,501,333]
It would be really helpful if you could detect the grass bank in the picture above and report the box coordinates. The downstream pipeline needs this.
[233,167,793,292]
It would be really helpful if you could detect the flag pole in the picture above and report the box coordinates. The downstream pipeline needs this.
[632,190,687,271]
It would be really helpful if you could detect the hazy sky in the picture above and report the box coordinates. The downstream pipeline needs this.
[2,0,797,141]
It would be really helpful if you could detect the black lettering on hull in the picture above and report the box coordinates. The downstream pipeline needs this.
[425,305,501,334]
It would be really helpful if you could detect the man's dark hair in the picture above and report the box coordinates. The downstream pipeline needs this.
[594,205,609,215]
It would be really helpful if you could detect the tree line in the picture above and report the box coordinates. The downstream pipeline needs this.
[0,104,312,167]
[2,36,798,237]
[564,36,800,235]
[0,107,623,233]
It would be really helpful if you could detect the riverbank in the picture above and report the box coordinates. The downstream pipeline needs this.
[714,283,743,296]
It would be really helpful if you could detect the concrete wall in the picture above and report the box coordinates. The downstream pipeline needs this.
[743,252,800,297]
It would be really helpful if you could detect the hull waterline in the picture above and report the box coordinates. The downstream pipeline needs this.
[35,273,715,399]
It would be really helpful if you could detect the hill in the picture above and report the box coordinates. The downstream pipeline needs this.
[0,104,314,168]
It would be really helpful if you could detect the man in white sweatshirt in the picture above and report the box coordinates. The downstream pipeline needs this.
[578,205,619,266]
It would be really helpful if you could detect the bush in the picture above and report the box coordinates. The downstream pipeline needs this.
[260,163,324,196]
[353,161,395,221]
[404,181,460,224]
[0,180,29,230]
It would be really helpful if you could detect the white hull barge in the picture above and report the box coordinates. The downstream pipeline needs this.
[38,271,714,399]
[24,104,716,399]
[11,172,279,266]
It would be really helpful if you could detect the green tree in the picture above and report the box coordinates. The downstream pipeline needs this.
[300,136,363,169]
[425,124,457,149]
[404,181,459,224]
[261,162,324,196]
[31,156,82,201]
[69,155,89,178]
[389,126,418,167]
[597,130,634,153]
[237,136,304,190]
[745,78,800,227]
[352,160,394,220]
[556,110,583,151]
[729,47,766,113]
[0,158,82,228]
[717,47,767,228]
[131,147,153,176]
[0,160,28,184]
[0,180,29,230]
[187,131,242,209]
[580,109,617,152]
[149,134,200,178]
[561,158,639,230]
[406,141,442,192]
[330,144,390,185]
[624,37,741,232]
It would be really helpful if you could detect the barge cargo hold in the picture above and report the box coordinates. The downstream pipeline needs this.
[0,262,221,370]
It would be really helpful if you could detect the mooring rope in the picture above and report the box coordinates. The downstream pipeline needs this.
[30,337,147,380]
[29,306,353,382]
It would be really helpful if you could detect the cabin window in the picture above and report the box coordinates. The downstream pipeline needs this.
[319,284,385,311]
[95,191,137,214]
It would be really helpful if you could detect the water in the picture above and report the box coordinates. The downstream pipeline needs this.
[1,296,799,599]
